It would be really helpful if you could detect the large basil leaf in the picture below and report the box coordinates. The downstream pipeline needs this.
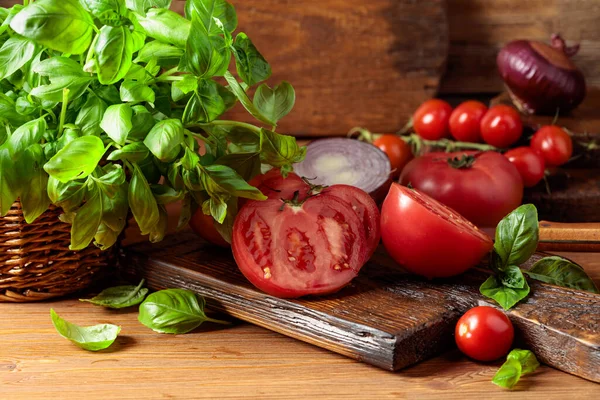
[525,256,599,293]
[44,136,105,183]
[0,36,37,80]
[143,119,183,162]
[0,5,23,37]
[259,128,306,175]
[151,184,184,204]
[10,0,95,54]
[480,275,530,310]
[181,16,230,78]
[186,79,227,124]
[70,189,103,250]
[149,204,168,243]
[19,144,50,223]
[100,182,128,232]
[492,349,540,389]
[50,309,120,351]
[223,71,274,126]
[95,25,134,85]
[171,74,198,102]
[0,148,19,216]
[232,33,271,87]
[81,0,124,17]
[75,95,107,136]
[93,222,119,249]
[253,82,295,125]
[138,289,227,334]
[120,80,155,104]
[30,57,93,102]
[47,177,86,212]
[137,8,190,48]
[134,41,183,67]
[100,104,133,145]
[184,0,237,35]
[5,117,46,160]
[107,141,149,162]
[125,0,171,16]
[93,165,126,197]
[202,164,266,201]
[80,279,148,309]
[128,163,159,235]
[494,204,539,268]
[215,151,260,182]
[0,93,31,126]
[499,265,527,289]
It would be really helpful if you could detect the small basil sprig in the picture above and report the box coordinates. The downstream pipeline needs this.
[481,204,598,309]
[50,309,120,351]
[138,289,229,334]
[492,349,540,389]
[80,279,149,309]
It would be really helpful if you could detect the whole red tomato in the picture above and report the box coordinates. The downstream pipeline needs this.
[190,210,230,248]
[381,184,493,278]
[232,184,376,298]
[249,169,309,200]
[413,99,453,140]
[455,306,514,362]
[480,105,523,148]
[372,134,413,177]
[530,125,573,167]
[449,101,488,143]
[399,151,523,227]
[504,146,546,187]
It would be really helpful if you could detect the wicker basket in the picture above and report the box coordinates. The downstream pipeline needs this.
[0,201,116,302]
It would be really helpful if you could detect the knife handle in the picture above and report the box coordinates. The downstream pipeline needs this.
[538,221,600,252]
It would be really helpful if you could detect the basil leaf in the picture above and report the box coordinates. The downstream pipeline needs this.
[253,82,295,125]
[128,105,156,140]
[93,222,120,250]
[10,0,95,54]
[100,104,133,145]
[44,136,105,183]
[205,196,227,224]
[120,80,155,104]
[143,119,183,162]
[171,74,198,102]
[138,289,227,334]
[185,0,237,35]
[181,16,231,79]
[15,96,40,116]
[128,163,159,235]
[493,349,540,389]
[125,0,171,16]
[135,41,183,67]
[223,71,274,126]
[70,188,103,250]
[137,8,190,48]
[177,193,193,229]
[192,79,227,123]
[151,184,184,204]
[30,57,92,102]
[50,309,120,351]
[80,279,148,309]
[0,36,37,80]
[47,177,86,212]
[259,128,306,176]
[0,93,31,127]
[232,32,271,87]
[100,182,128,232]
[75,95,107,136]
[107,141,149,162]
[499,265,527,289]
[149,204,168,243]
[5,117,46,160]
[80,0,124,18]
[215,151,260,182]
[0,5,23,37]
[202,164,266,201]
[0,148,18,216]
[93,165,126,197]
[93,83,122,105]
[95,25,134,85]
[480,275,530,310]
[213,197,236,244]
[494,204,539,269]
[19,144,50,223]
[524,256,599,293]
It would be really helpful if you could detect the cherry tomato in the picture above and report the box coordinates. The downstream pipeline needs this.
[455,306,514,362]
[232,186,371,298]
[504,146,546,188]
[480,105,523,148]
[449,101,488,143]
[530,125,573,167]
[399,151,523,227]
[190,210,230,248]
[372,135,413,177]
[413,99,453,140]
[380,184,493,278]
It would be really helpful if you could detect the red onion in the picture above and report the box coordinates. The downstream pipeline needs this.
[293,138,392,200]
[497,34,586,115]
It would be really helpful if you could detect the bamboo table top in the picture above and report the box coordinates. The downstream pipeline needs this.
[1,251,599,399]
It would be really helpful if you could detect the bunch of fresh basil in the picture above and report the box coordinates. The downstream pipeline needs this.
[0,0,304,250]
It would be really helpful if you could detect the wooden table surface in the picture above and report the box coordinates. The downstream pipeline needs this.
[1,251,599,399]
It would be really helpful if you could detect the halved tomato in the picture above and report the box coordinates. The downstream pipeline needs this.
[381,184,493,278]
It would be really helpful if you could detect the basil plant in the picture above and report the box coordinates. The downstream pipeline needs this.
[0,0,304,250]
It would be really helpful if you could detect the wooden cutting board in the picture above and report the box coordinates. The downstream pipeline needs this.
[120,231,600,383]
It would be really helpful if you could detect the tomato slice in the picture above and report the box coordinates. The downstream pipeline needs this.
[232,195,368,298]
[315,185,381,260]
[381,184,493,278]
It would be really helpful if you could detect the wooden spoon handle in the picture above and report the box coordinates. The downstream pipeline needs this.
[538,221,600,252]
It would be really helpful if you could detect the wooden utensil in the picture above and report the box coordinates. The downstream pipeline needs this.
[539,221,600,252]
[120,232,600,383]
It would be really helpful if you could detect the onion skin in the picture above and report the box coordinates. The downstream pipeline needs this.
[497,35,586,115]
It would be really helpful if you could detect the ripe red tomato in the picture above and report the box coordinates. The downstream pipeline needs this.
[480,105,523,148]
[504,146,546,188]
[530,125,573,167]
[455,306,514,362]
[449,101,488,143]
[249,169,309,200]
[232,186,372,298]
[381,184,493,278]
[190,210,230,248]
[372,134,413,177]
[400,151,523,227]
[413,99,453,140]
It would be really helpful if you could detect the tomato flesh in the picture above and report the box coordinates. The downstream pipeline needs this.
[455,306,514,362]
[381,184,493,278]
[530,125,573,167]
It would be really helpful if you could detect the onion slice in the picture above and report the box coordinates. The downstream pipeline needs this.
[293,138,392,199]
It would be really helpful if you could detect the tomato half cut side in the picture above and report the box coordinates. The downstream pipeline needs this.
[381,184,493,278]
[232,195,368,298]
